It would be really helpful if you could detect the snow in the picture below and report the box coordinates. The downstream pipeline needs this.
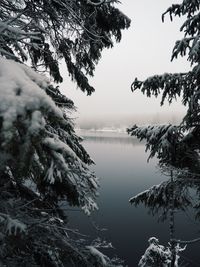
[0,57,63,144]
[6,217,27,235]
[0,212,26,236]
[0,57,99,215]
[129,183,163,203]
[44,160,56,184]
[138,237,187,266]
[86,246,109,266]
[82,196,98,215]
[29,110,45,135]
[138,237,176,267]
[43,137,77,161]
[0,21,40,36]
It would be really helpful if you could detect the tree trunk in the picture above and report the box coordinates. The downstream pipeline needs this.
[170,170,176,267]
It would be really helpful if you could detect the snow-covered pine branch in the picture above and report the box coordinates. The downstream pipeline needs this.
[131,72,196,107]
[0,57,122,266]
[162,1,200,23]
[0,58,98,214]
[0,0,130,94]
[0,212,26,235]
[128,123,200,170]
[129,179,191,218]
[0,1,130,266]
[127,124,181,163]
[138,237,186,267]
[130,1,200,172]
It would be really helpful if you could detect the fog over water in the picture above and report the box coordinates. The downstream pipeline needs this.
[62,2,198,265]
[76,112,184,131]
[61,0,189,124]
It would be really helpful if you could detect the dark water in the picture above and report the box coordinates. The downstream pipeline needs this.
[68,130,200,267]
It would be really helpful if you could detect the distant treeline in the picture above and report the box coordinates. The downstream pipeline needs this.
[76,112,183,131]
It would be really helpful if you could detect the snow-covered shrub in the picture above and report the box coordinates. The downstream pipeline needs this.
[138,237,186,267]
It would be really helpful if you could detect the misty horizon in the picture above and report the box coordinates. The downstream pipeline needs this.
[75,111,184,131]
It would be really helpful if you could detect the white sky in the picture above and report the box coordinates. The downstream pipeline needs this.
[60,0,189,120]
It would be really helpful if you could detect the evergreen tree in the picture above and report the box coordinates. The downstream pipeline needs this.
[128,0,200,171]
[128,2,200,265]
[130,168,200,266]
[0,0,130,94]
[0,1,130,266]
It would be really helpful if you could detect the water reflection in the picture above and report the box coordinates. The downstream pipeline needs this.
[78,130,144,146]
[70,131,200,266]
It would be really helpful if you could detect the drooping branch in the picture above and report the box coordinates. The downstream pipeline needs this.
[0,0,131,94]
[87,0,106,6]
[173,237,200,244]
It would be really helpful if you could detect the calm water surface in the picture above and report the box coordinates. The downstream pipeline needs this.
[68,130,200,267]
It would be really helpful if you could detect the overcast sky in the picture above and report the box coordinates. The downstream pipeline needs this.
[60,0,189,121]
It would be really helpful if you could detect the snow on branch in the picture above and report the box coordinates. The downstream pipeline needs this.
[86,246,110,266]
[127,124,181,162]
[128,123,200,169]
[129,180,191,215]
[130,1,200,170]
[162,1,200,22]
[0,0,131,93]
[0,212,26,235]
[0,57,99,214]
[86,245,123,267]
[138,237,186,267]
[87,0,115,6]
[132,72,196,106]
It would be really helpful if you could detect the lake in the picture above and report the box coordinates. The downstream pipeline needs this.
[68,130,200,267]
